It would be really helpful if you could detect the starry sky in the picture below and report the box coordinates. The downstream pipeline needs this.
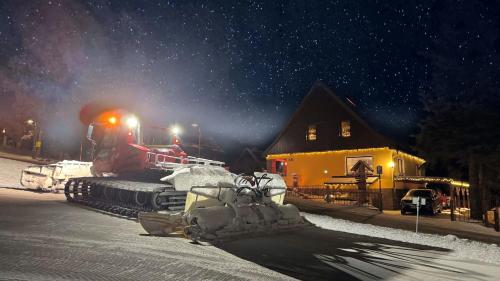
[0,1,498,149]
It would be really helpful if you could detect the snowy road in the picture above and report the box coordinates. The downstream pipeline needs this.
[0,157,499,280]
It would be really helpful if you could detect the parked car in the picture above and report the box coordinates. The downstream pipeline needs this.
[400,189,442,215]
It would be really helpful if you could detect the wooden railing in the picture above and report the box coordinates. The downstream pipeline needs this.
[286,187,383,211]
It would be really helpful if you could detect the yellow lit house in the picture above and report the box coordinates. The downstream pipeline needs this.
[264,81,426,209]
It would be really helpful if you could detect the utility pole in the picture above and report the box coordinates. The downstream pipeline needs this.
[192,123,201,158]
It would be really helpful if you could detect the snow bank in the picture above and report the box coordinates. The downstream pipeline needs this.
[303,212,500,265]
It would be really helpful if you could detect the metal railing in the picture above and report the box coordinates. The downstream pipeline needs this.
[146,152,225,170]
[286,187,382,210]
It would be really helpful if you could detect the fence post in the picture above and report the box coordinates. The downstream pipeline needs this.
[495,207,499,232]
[378,175,383,212]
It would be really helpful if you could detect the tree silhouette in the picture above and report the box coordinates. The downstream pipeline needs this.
[416,1,500,219]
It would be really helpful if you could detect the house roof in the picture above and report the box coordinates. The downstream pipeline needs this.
[264,81,404,156]
[236,147,263,164]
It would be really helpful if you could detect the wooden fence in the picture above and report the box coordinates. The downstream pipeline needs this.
[286,187,383,211]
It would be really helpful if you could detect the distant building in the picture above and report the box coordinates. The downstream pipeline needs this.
[230,147,265,174]
[264,81,426,209]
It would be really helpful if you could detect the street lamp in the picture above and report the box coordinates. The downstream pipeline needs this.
[26,119,39,158]
[1,128,6,147]
[191,123,201,158]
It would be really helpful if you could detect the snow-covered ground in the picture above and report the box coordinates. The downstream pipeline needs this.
[304,212,500,265]
[1,157,499,280]
[0,157,29,188]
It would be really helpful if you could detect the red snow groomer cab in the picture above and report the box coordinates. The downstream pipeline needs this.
[85,109,222,178]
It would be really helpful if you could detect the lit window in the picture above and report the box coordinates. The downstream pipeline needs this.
[306,125,317,141]
[341,121,351,137]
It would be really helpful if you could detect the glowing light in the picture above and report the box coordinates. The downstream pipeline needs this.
[26,119,34,125]
[126,116,138,128]
[191,123,199,127]
[171,125,181,135]
[108,116,117,124]
[451,180,470,188]
[395,176,470,188]
[127,131,132,136]
[392,150,426,164]
[266,147,425,164]
[388,161,395,168]
[267,147,392,159]
[323,170,328,174]
[2,129,5,134]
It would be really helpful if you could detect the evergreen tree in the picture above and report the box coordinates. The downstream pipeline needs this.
[417,1,500,219]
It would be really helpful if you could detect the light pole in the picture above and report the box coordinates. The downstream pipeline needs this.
[27,119,38,159]
[2,128,6,146]
[191,123,201,158]
[376,165,383,212]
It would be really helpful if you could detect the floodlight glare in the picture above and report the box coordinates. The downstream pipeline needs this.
[171,125,181,135]
[126,116,138,128]
[108,116,117,124]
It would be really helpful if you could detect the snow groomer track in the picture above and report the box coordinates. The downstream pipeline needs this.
[64,177,187,218]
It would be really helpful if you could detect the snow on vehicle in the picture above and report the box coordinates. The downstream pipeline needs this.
[20,160,93,191]
[138,167,308,241]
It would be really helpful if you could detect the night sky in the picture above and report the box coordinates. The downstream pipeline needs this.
[0,1,498,148]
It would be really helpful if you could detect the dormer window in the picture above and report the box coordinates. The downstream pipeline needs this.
[341,121,351,137]
[306,124,317,141]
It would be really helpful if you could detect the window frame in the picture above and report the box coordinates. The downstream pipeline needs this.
[306,124,317,141]
[340,120,351,137]
[345,155,374,176]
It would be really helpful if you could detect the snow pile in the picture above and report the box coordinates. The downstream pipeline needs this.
[303,212,500,265]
